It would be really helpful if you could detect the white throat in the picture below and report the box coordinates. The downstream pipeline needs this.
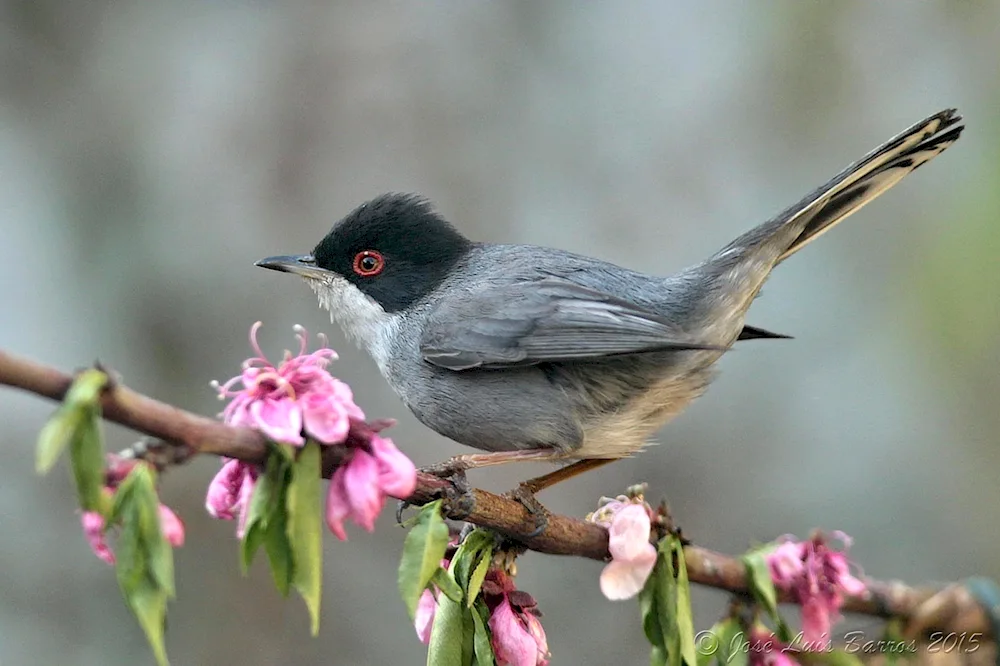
[306,275,399,373]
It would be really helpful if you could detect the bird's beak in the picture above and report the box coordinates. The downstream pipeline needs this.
[254,254,331,279]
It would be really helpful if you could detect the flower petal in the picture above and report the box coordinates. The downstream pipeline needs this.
[343,449,384,532]
[371,436,417,498]
[767,541,805,588]
[158,504,185,547]
[414,588,437,645]
[801,596,832,645]
[250,398,304,445]
[300,393,351,445]
[81,511,115,565]
[235,468,258,539]
[607,504,653,563]
[205,459,244,520]
[523,612,550,666]
[325,465,351,541]
[599,548,656,600]
[489,598,539,666]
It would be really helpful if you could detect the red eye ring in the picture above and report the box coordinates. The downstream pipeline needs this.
[352,250,385,277]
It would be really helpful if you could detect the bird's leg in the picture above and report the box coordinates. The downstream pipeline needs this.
[410,449,566,524]
[419,449,567,477]
[506,458,617,538]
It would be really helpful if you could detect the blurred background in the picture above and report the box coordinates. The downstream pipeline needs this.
[2,2,999,664]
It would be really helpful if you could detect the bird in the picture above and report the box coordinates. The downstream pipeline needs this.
[256,109,963,530]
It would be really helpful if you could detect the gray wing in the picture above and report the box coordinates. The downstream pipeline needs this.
[420,279,721,371]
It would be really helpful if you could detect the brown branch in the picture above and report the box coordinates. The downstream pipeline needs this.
[0,349,992,637]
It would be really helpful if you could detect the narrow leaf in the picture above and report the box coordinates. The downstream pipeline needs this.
[286,441,323,635]
[741,550,779,619]
[134,467,175,598]
[698,618,746,666]
[113,465,175,666]
[65,369,110,407]
[114,500,146,594]
[671,537,697,666]
[741,547,793,641]
[36,405,82,474]
[128,581,170,666]
[399,500,450,618]
[69,409,106,512]
[471,601,495,666]
[433,567,464,604]
[462,602,476,666]
[427,593,466,666]
[240,451,287,573]
[638,556,665,649]
[263,503,293,596]
[658,539,681,666]
[466,546,493,608]
[37,369,107,482]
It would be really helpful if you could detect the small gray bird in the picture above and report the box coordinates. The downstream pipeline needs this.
[257,109,963,521]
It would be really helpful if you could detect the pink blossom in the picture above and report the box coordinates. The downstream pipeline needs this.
[371,435,418,498]
[158,504,186,547]
[205,459,259,538]
[482,569,549,666]
[81,511,115,565]
[587,497,657,600]
[211,323,418,543]
[324,464,353,541]
[341,449,383,532]
[766,531,866,645]
[212,322,362,446]
[414,588,437,645]
[325,435,417,540]
[81,497,185,565]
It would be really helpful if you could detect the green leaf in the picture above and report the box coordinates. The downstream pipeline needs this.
[638,556,666,649]
[741,547,793,642]
[66,369,110,407]
[466,546,493,608]
[286,441,323,636]
[427,593,467,666]
[36,369,109,474]
[69,409,106,512]
[659,539,681,666]
[671,537,697,666]
[433,567,464,604]
[695,618,746,666]
[113,465,175,666]
[263,501,292,596]
[720,619,749,666]
[471,601,495,666]
[741,549,779,619]
[399,500,451,618]
[127,580,170,666]
[240,450,289,573]
[462,600,476,666]
[449,529,493,593]
[36,404,82,474]
[650,646,668,666]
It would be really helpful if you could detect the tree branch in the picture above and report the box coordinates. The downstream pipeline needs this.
[0,349,992,638]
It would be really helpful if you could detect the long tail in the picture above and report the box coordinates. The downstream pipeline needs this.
[697,109,964,341]
[727,108,964,266]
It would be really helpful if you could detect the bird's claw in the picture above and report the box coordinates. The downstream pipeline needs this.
[395,499,412,525]
[417,462,476,520]
[505,483,549,538]
[419,457,472,478]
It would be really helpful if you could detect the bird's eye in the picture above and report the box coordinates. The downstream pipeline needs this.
[352,250,385,277]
